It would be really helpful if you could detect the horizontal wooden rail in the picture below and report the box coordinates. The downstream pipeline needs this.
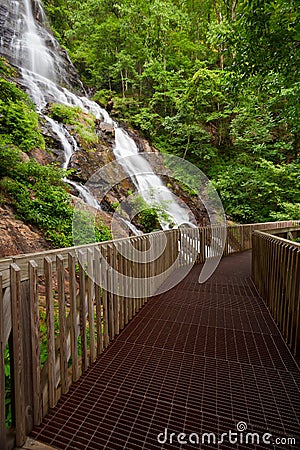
[0,220,299,449]
[262,226,300,243]
[252,229,300,357]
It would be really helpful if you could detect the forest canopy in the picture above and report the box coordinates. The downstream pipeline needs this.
[42,0,300,222]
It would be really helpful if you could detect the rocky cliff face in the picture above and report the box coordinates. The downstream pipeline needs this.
[47,111,208,227]
[0,204,53,257]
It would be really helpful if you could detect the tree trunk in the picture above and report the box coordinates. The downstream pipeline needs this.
[138,63,142,98]
[213,1,225,69]
[231,0,237,20]
[120,70,125,98]
[125,69,128,93]
[183,133,190,159]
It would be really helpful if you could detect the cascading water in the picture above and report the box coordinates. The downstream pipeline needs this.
[113,128,192,228]
[1,0,195,231]
[44,117,75,169]
[1,0,104,208]
[22,0,55,79]
[45,117,101,209]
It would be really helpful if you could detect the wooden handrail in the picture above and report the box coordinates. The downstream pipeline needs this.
[252,228,300,358]
[0,220,299,448]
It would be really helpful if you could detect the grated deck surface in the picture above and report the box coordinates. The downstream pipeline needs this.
[31,251,300,449]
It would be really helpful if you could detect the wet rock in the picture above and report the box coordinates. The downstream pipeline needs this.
[99,122,115,135]
[69,143,112,182]
[29,148,56,165]
[69,141,135,210]
[117,123,155,154]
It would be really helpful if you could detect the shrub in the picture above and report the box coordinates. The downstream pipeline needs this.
[0,143,21,178]
[50,103,98,146]
[50,103,82,123]
[0,78,45,152]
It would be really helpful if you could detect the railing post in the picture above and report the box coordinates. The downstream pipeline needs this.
[87,249,96,362]
[116,243,124,330]
[112,245,120,336]
[29,261,42,426]
[128,243,134,321]
[142,237,148,305]
[136,238,142,309]
[94,248,103,357]
[44,257,56,409]
[56,255,68,395]
[131,239,138,313]
[272,241,282,321]
[101,246,109,348]
[121,242,129,326]
[282,245,293,339]
[78,251,88,372]
[0,273,6,449]
[292,249,300,356]
[106,245,115,341]
[68,253,79,382]
[10,263,26,447]
[283,247,296,347]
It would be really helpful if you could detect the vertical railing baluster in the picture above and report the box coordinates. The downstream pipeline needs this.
[78,251,87,372]
[68,253,79,382]
[57,255,68,395]
[0,273,6,449]
[29,261,42,425]
[101,246,109,348]
[87,249,96,363]
[10,263,26,446]
[94,248,103,356]
[293,249,300,356]
[113,245,120,336]
[44,257,56,409]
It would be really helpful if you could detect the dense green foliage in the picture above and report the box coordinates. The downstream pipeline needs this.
[43,0,300,222]
[0,73,111,246]
[129,194,172,232]
[0,145,74,246]
[49,103,99,146]
[0,77,45,151]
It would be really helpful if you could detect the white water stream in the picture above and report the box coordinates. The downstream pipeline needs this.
[3,0,194,231]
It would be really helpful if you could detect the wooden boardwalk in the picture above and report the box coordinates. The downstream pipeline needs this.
[30,251,299,449]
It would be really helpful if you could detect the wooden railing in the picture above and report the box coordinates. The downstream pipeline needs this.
[0,220,299,449]
[252,228,300,358]
[261,226,300,242]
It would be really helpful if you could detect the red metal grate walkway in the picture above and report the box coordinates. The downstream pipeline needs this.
[31,251,300,449]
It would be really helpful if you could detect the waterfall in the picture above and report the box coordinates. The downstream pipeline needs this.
[121,219,143,236]
[66,180,100,210]
[114,127,191,229]
[45,117,101,209]
[22,0,55,79]
[44,117,75,169]
[1,0,195,231]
